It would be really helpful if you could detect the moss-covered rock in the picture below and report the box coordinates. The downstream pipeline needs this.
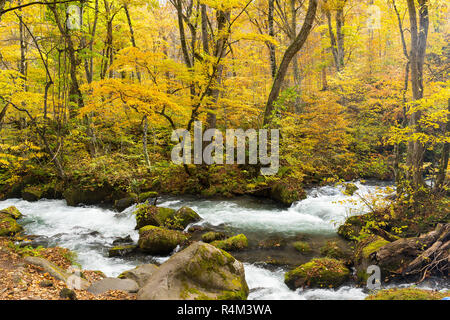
[337,214,367,241]
[138,225,189,255]
[63,184,124,206]
[137,242,249,300]
[365,288,448,300]
[270,182,306,207]
[292,241,311,253]
[134,204,200,230]
[0,217,23,236]
[22,185,45,202]
[343,183,358,196]
[211,234,248,252]
[320,241,346,259]
[108,245,137,257]
[114,197,137,212]
[284,258,350,289]
[138,191,158,203]
[202,231,227,243]
[0,206,22,219]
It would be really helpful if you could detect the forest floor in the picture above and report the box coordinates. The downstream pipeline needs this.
[0,237,135,300]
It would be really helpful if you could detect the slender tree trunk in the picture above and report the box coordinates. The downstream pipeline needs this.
[263,0,317,125]
[435,98,449,191]
[142,115,151,168]
[268,0,277,78]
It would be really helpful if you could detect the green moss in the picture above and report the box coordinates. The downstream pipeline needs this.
[211,234,248,251]
[202,232,226,243]
[362,238,389,259]
[337,214,366,241]
[138,225,188,255]
[320,241,345,259]
[22,185,44,201]
[134,204,200,230]
[0,206,22,220]
[343,183,358,196]
[0,217,23,236]
[293,241,311,253]
[366,288,448,300]
[284,258,350,289]
[108,245,137,257]
[138,191,158,202]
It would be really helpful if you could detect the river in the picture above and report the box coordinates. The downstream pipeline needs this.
[0,181,446,300]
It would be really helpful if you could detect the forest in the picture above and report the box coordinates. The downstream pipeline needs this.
[0,0,448,301]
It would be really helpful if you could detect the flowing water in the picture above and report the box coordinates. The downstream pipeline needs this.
[0,181,446,299]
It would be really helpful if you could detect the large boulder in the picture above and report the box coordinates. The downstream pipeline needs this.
[137,242,249,300]
[353,236,390,284]
[211,234,248,252]
[87,277,139,295]
[135,204,200,230]
[137,226,189,255]
[337,214,368,241]
[63,184,125,206]
[24,256,90,290]
[22,186,44,202]
[114,197,136,212]
[118,264,159,287]
[269,182,306,207]
[284,258,350,289]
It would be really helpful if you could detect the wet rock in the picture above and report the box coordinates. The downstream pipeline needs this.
[118,264,159,287]
[292,241,311,253]
[22,186,44,202]
[108,245,137,257]
[137,226,189,255]
[320,240,346,259]
[337,214,368,241]
[269,182,306,207]
[114,197,136,212]
[88,277,139,295]
[137,242,248,300]
[138,191,158,203]
[17,235,50,248]
[0,206,23,219]
[343,183,358,196]
[112,235,133,245]
[0,217,23,236]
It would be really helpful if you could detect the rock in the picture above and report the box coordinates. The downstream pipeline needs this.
[138,191,158,203]
[134,204,200,230]
[365,288,448,300]
[269,182,306,207]
[39,280,53,288]
[284,258,350,289]
[211,234,248,252]
[292,241,311,253]
[112,235,133,245]
[257,237,287,249]
[22,186,44,202]
[87,277,139,295]
[201,231,227,243]
[114,197,136,212]
[320,241,346,259]
[24,256,90,290]
[174,207,201,229]
[137,226,189,255]
[337,214,367,241]
[0,217,23,236]
[0,206,23,219]
[343,183,358,196]
[137,242,249,300]
[118,264,159,287]
[63,184,125,206]
[17,235,50,248]
[108,245,137,257]
[59,288,77,300]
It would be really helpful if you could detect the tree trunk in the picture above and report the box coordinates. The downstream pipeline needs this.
[263,0,317,126]
[268,0,277,79]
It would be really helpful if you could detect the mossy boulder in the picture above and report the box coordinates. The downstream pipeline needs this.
[211,234,248,252]
[134,204,200,230]
[337,214,367,241]
[137,242,249,300]
[202,231,227,243]
[63,184,124,206]
[365,288,448,300]
[22,185,45,202]
[138,225,189,255]
[114,197,137,212]
[284,258,350,289]
[108,245,137,257]
[270,182,306,207]
[292,241,311,253]
[0,206,22,219]
[320,241,346,259]
[138,191,158,203]
[343,183,358,196]
[0,217,23,236]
